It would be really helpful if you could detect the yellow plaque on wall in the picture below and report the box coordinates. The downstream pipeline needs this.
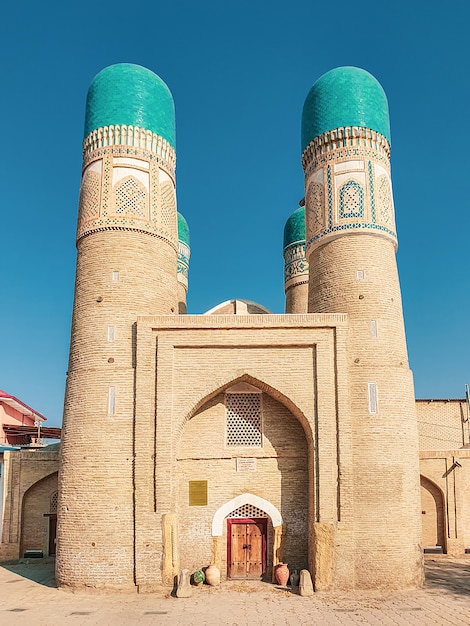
[189,480,208,506]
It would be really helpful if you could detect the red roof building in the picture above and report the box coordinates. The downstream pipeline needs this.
[0,390,60,446]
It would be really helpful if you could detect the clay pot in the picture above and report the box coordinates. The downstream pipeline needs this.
[275,563,289,586]
[205,564,221,586]
[192,569,205,586]
[290,569,300,588]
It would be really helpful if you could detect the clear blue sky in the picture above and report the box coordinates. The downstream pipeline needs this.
[1,1,469,427]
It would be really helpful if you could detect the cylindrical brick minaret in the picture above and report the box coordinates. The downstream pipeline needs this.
[177,212,190,313]
[302,67,423,589]
[57,64,178,589]
[283,206,308,313]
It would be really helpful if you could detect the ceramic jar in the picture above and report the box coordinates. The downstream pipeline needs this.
[275,563,289,586]
[205,564,221,586]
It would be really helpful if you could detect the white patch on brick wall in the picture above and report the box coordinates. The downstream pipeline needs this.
[107,325,115,342]
[236,458,257,472]
[334,160,364,173]
[108,387,116,415]
[211,493,283,536]
[334,171,366,189]
[112,271,119,282]
[112,166,149,192]
[368,382,378,414]
[113,157,149,170]
[83,159,102,176]
[356,270,365,280]
[158,168,172,185]
[370,320,378,337]
[374,162,388,178]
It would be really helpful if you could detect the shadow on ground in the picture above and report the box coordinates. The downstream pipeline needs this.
[424,558,470,597]
[1,557,469,596]
[1,558,56,588]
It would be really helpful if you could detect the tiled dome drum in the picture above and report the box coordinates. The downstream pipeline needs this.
[301,67,397,254]
[84,63,175,148]
[283,207,308,311]
[283,206,306,251]
[301,66,390,153]
[177,212,191,292]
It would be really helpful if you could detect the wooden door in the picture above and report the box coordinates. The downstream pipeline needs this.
[227,518,267,579]
[48,515,57,556]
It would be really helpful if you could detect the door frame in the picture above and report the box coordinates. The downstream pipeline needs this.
[226,517,267,579]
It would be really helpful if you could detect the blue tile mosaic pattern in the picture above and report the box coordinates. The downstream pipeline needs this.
[283,206,306,250]
[367,161,376,223]
[301,67,390,153]
[339,180,364,218]
[177,212,190,247]
[85,64,175,148]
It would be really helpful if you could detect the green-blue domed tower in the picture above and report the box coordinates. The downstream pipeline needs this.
[301,67,423,590]
[283,206,308,313]
[58,64,179,590]
[177,212,190,313]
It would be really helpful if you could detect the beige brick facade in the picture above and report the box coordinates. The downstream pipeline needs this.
[0,448,58,561]
[48,64,466,594]
[418,400,470,556]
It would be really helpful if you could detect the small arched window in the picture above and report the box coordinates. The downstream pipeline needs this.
[50,491,58,513]
[339,180,364,218]
[225,383,262,447]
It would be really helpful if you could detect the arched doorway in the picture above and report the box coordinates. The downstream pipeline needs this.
[420,476,446,552]
[176,380,310,580]
[212,495,282,580]
[21,472,58,557]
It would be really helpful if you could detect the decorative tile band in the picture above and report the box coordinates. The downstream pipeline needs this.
[76,150,177,248]
[78,225,178,250]
[367,160,376,223]
[304,137,397,254]
[177,241,190,289]
[327,165,333,229]
[284,242,309,291]
[83,125,176,174]
[303,127,398,258]
[301,125,390,172]
[306,222,397,253]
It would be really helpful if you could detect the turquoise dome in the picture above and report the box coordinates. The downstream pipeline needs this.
[177,212,190,247]
[84,63,175,148]
[301,67,390,153]
[283,207,305,250]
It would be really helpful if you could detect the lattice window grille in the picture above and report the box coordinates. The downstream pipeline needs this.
[339,180,364,218]
[79,171,101,221]
[378,176,392,224]
[50,491,58,513]
[226,393,262,447]
[160,181,176,227]
[227,504,268,519]
[115,178,146,216]
[307,182,324,230]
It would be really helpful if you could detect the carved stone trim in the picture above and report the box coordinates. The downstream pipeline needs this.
[83,125,176,176]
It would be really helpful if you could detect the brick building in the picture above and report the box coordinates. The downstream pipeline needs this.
[3,63,467,591]
[0,391,60,561]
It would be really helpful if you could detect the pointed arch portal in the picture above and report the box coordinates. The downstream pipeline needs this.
[211,493,283,536]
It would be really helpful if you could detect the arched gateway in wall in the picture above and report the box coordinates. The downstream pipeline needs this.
[420,475,446,552]
[175,381,311,581]
[212,493,283,580]
[21,472,58,558]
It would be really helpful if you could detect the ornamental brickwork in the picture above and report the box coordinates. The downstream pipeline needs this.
[301,121,423,589]
[54,64,428,593]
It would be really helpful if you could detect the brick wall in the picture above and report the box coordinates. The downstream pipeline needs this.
[0,449,58,561]
[176,391,309,578]
[417,400,469,450]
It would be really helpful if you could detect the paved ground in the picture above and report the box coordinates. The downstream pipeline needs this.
[0,557,469,625]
